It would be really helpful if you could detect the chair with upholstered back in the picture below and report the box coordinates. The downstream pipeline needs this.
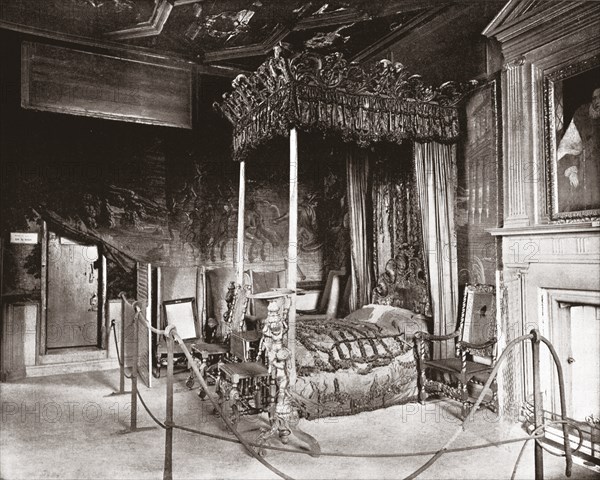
[154,297,200,378]
[414,284,498,417]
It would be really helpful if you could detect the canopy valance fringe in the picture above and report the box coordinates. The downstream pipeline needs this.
[215,48,476,161]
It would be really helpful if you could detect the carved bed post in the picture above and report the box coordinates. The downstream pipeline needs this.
[236,160,246,285]
[287,127,298,383]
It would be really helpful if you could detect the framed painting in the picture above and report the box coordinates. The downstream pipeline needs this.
[544,56,600,221]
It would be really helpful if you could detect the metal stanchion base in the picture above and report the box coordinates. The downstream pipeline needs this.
[117,426,158,435]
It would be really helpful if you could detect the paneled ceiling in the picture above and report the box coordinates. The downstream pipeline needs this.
[0,0,504,71]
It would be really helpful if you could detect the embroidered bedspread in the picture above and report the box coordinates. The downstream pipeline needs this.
[295,318,412,375]
[293,306,429,418]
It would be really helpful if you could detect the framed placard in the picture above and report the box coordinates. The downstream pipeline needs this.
[10,232,38,244]
[21,42,192,129]
[544,56,600,221]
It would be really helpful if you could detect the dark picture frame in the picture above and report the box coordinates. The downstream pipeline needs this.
[544,56,600,222]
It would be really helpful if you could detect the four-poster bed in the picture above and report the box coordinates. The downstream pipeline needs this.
[215,47,472,416]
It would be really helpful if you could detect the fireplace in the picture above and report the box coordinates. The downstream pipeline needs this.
[539,288,600,466]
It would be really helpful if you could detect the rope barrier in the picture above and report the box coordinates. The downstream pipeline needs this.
[402,333,535,480]
[402,331,575,480]
[118,296,578,480]
[532,420,583,457]
[134,308,166,336]
[110,320,131,379]
[132,369,576,480]
[172,422,545,458]
[510,420,583,480]
[121,296,294,480]
[511,437,532,480]
[167,329,295,480]
[136,389,167,430]
[119,292,134,307]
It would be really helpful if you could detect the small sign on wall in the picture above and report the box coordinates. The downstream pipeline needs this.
[10,232,39,244]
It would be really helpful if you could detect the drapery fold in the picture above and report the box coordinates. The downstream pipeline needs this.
[346,147,374,312]
[371,147,431,316]
[414,142,459,358]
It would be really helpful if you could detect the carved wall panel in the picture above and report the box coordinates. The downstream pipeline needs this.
[456,79,501,287]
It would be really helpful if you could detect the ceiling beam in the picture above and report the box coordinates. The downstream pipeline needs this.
[172,0,203,5]
[0,19,245,77]
[104,0,173,40]
[294,9,370,31]
[351,7,447,63]
[204,25,289,63]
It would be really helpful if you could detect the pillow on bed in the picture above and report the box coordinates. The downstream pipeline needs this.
[344,304,429,338]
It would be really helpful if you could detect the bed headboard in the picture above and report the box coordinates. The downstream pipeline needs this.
[372,244,431,317]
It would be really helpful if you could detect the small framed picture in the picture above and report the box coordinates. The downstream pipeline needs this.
[544,56,600,221]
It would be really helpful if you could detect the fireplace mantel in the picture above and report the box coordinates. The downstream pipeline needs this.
[488,224,600,237]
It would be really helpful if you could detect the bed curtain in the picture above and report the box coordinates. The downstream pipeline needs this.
[414,142,459,358]
[345,146,374,311]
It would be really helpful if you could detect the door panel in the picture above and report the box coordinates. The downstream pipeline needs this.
[47,233,99,349]
[569,305,600,421]
[136,263,152,387]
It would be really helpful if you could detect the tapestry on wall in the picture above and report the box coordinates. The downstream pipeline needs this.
[166,133,349,285]
[3,126,352,298]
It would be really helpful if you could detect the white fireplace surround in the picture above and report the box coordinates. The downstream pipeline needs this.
[539,288,600,421]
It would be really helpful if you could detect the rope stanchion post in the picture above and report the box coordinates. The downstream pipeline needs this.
[119,293,127,393]
[163,326,175,480]
[531,329,544,480]
[106,319,131,397]
[107,293,131,397]
[130,305,139,432]
[119,304,158,434]
[120,323,578,480]
[539,336,573,477]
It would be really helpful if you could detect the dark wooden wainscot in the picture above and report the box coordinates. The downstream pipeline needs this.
[21,42,192,129]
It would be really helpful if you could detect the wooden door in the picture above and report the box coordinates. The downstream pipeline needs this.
[566,305,600,422]
[47,233,99,349]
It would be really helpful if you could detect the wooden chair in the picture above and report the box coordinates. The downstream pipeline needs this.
[216,283,273,425]
[414,284,498,417]
[157,297,229,396]
[154,297,201,379]
[188,282,246,398]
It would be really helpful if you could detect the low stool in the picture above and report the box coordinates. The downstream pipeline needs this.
[188,342,229,399]
[216,361,273,425]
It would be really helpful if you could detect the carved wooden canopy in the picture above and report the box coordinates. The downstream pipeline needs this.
[214,47,476,161]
